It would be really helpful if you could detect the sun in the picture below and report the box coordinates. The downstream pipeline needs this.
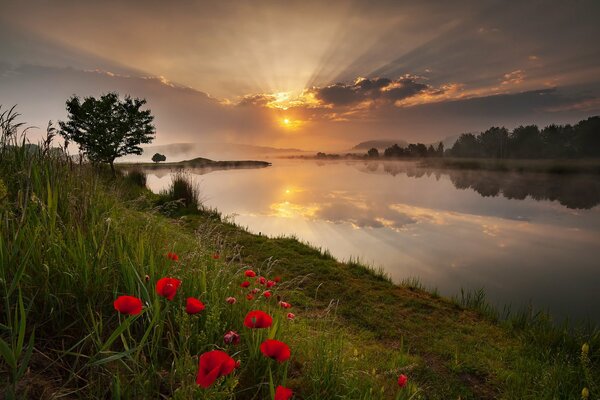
[283,118,291,125]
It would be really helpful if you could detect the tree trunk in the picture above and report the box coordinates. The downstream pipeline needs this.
[110,161,116,177]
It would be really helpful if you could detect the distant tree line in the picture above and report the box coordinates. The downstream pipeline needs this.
[362,142,444,159]
[448,116,600,159]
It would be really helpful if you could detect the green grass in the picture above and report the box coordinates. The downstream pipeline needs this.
[0,107,598,399]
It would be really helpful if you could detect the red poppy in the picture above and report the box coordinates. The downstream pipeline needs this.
[258,276,266,285]
[246,294,254,301]
[260,339,291,363]
[186,297,205,314]
[263,291,272,298]
[114,295,143,315]
[398,374,408,388]
[156,277,182,300]
[226,296,237,304]
[212,253,220,259]
[279,301,292,309]
[251,288,260,294]
[275,385,293,400]
[287,313,295,320]
[244,270,256,278]
[196,350,236,388]
[266,280,276,288]
[223,330,240,345]
[166,252,179,262]
[274,276,282,283]
[243,310,273,329]
[240,281,250,288]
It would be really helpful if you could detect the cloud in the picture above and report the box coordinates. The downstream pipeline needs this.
[307,76,434,107]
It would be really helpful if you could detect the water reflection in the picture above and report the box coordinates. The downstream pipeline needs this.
[355,161,600,209]
[143,160,600,322]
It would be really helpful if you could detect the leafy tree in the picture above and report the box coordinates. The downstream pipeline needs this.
[367,148,380,158]
[152,153,167,163]
[59,93,156,174]
[436,142,444,156]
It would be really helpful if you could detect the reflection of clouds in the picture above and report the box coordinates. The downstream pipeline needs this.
[270,201,319,219]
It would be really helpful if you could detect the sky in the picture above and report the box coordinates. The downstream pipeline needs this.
[1,0,599,151]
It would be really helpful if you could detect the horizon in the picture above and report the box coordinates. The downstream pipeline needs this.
[1,0,600,153]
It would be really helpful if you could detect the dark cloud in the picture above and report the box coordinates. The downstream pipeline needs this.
[310,76,432,106]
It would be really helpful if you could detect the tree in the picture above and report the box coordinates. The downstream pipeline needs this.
[152,153,167,163]
[367,148,380,158]
[59,93,156,174]
[436,142,444,156]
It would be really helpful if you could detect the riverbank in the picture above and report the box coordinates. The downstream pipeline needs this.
[118,156,271,170]
[1,146,598,399]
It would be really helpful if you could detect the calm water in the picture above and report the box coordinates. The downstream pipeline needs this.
[143,160,600,322]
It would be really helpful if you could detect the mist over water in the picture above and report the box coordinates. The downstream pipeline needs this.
[143,159,600,322]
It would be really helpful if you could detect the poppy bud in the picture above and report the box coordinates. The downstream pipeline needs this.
[226,296,237,304]
[397,374,408,388]
[287,312,295,320]
[144,274,150,283]
[582,343,589,356]
[223,330,240,345]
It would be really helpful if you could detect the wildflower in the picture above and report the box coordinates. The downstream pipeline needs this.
[258,276,266,285]
[398,374,408,388]
[251,288,260,294]
[223,330,240,345]
[287,313,295,320]
[144,274,150,283]
[274,276,282,283]
[244,270,256,278]
[226,296,237,304]
[241,281,251,288]
[156,277,182,301]
[275,386,293,400]
[260,339,291,363]
[246,294,254,301]
[196,350,236,388]
[185,297,205,314]
[212,253,220,259]
[113,295,143,315]
[582,387,589,399]
[166,252,179,262]
[235,359,241,369]
[279,301,292,309]
[263,291,272,298]
[582,343,589,356]
[266,280,276,288]
[243,310,273,329]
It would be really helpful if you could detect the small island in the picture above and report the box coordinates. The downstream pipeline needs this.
[118,156,271,171]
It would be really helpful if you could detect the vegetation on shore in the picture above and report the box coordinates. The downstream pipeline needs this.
[119,156,271,171]
[1,108,599,399]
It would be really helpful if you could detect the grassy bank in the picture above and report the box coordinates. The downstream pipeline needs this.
[1,121,598,398]
[423,157,600,174]
[118,156,271,171]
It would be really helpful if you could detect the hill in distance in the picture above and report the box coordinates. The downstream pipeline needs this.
[352,139,408,151]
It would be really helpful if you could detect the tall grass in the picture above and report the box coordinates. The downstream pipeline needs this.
[0,109,403,398]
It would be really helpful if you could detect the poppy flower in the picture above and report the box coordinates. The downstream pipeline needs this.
[398,374,408,388]
[186,297,205,314]
[223,330,240,345]
[240,281,250,288]
[156,277,182,300]
[212,253,220,259]
[244,270,256,278]
[275,386,293,400]
[251,288,260,294]
[166,252,179,262]
[274,276,282,283]
[258,276,266,285]
[279,301,292,309]
[287,313,295,320]
[226,296,237,304]
[260,339,291,363]
[114,295,143,315]
[266,280,276,288]
[246,294,254,301]
[196,350,236,388]
[243,310,273,329]
[263,291,272,298]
